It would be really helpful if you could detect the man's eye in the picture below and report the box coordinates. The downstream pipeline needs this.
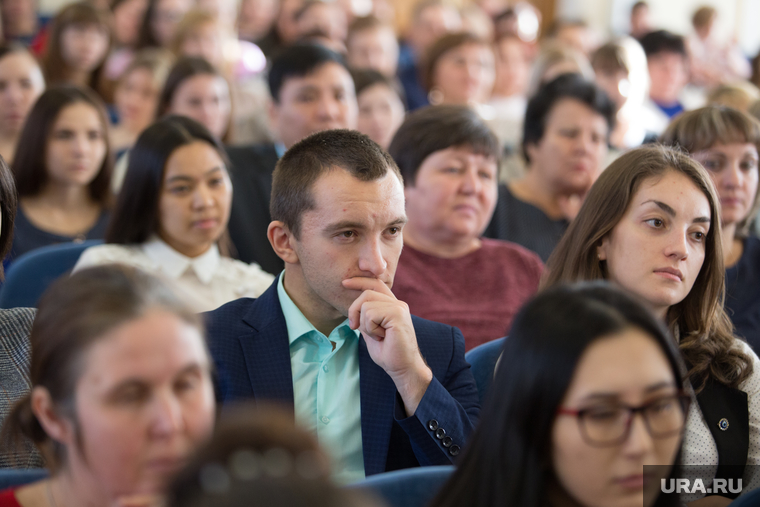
[387,227,400,235]
[341,231,355,238]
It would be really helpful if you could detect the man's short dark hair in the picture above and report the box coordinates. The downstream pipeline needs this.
[522,73,615,164]
[271,129,401,238]
[388,105,500,186]
[267,43,350,103]
[639,30,687,59]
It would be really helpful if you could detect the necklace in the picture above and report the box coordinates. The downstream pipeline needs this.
[46,481,59,507]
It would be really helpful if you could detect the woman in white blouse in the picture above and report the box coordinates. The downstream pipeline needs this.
[74,115,273,311]
[544,145,760,505]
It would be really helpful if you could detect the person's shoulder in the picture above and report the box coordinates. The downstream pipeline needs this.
[479,238,545,269]
[0,308,35,345]
[480,237,542,259]
[226,143,278,164]
[74,243,147,272]
[217,258,276,288]
[410,314,459,342]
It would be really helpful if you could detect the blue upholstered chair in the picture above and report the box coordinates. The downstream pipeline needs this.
[0,240,101,308]
[0,469,48,490]
[347,466,454,507]
[465,337,505,405]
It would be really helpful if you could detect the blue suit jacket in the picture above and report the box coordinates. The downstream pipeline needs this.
[204,279,480,476]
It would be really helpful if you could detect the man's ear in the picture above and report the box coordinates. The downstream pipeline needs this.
[268,220,299,264]
[31,386,75,447]
[524,141,538,165]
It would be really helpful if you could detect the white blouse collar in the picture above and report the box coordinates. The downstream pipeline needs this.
[141,236,220,285]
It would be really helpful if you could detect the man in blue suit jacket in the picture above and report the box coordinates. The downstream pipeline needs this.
[205,129,480,482]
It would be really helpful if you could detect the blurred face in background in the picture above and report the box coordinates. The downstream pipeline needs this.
[152,0,193,47]
[238,0,279,41]
[1,0,37,37]
[296,2,348,46]
[404,145,498,246]
[269,61,358,148]
[276,0,304,44]
[115,66,160,133]
[647,51,688,105]
[493,36,529,97]
[693,142,759,229]
[61,23,110,73]
[168,73,231,141]
[47,310,216,500]
[113,0,148,47]
[356,82,404,149]
[45,102,107,190]
[431,42,495,105]
[408,4,461,56]
[178,20,224,67]
[0,50,45,138]
[347,25,399,78]
[158,141,232,257]
[525,98,609,196]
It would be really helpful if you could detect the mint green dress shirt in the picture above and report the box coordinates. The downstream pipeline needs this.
[277,273,365,484]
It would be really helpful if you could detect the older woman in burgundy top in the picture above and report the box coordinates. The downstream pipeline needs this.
[389,105,543,351]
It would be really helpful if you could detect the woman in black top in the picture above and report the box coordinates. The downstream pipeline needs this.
[8,86,112,263]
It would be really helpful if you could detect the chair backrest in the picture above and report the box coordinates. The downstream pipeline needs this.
[347,466,454,507]
[0,469,48,490]
[728,486,760,506]
[0,240,102,309]
[465,337,506,406]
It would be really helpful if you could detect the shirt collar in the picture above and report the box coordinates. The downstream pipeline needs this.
[276,271,358,346]
[141,236,220,284]
[274,142,287,159]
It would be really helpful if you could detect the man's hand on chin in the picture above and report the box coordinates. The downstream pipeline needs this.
[342,276,433,417]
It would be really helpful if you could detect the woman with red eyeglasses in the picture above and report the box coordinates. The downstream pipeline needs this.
[430,282,689,507]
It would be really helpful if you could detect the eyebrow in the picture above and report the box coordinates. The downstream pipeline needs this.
[109,364,205,391]
[323,216,408,234]
[579,382,678,402]
[165,166,223,184]
[642,199,711,224]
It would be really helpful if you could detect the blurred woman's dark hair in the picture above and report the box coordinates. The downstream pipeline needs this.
[41,1,111,92]
[422,32,488,92]
[158,56,232,142]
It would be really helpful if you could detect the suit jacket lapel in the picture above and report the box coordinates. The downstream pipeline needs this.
[359,336,396,476]
[239,278,294,402]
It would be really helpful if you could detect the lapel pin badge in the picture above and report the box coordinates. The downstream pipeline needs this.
[718,418,729,431]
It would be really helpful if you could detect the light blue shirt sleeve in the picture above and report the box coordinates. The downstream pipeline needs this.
[277,272,365,484]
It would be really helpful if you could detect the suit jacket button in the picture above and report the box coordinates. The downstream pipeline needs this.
[449,445,460,456]
[427,420,439,431]
[442,436,453,447]
[435,428,446,439]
